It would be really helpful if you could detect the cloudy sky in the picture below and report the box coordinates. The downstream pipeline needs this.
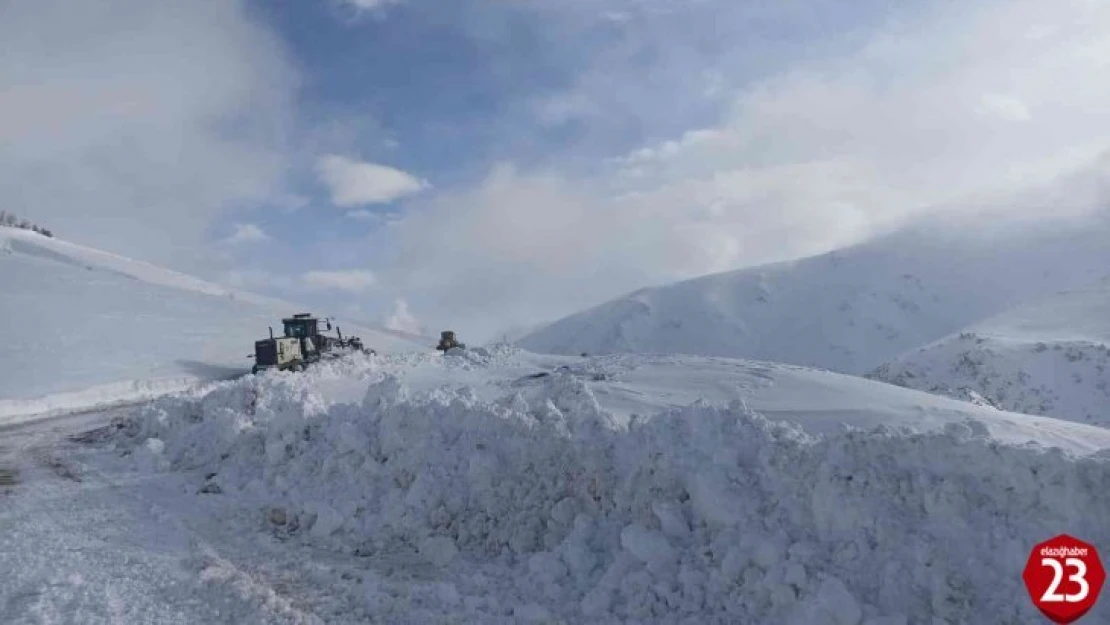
[3,0,1109,340]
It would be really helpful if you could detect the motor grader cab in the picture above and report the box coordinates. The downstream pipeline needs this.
[282,313,327,360]
[252,313,372,374]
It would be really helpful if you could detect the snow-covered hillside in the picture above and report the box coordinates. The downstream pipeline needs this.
[0,228,423,422]
[871,281,1110,426]
[6,222,1110,622]
[518,214,1110,374]
[92,347,1110,623]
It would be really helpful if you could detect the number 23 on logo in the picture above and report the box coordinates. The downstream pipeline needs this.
[1023,535,1106,624]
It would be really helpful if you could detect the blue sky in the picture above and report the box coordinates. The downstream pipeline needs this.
[3,0,1110,341]
[213,0,923,330]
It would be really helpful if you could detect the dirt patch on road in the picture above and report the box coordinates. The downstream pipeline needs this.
[0,467,19,488]
[69,420,127,445]
[31,450,82,483]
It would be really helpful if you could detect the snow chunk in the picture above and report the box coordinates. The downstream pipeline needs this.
[690,470,746,525]
[419,536,459,568]
[788,575,863,625]
[528,552,568,584]
[651,500,690,539]
[620,524,676,569]
[513,602,553,622]
[309,503,345,538]
[134,437,169,472]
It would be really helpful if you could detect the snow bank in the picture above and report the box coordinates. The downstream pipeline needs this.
[873,335,1110,426]
[115,366,1110,624]
[872,284,1110,426]
[0,377,201,426]
[0,227,425,419]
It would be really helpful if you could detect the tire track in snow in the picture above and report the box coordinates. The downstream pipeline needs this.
[0,409,326,625]
[63,437,327,624]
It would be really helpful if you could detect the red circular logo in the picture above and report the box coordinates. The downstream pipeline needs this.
[1023,535,1106,623]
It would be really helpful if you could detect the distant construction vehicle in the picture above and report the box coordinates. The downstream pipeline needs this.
[250,313,372,374]
[436,330,465,351]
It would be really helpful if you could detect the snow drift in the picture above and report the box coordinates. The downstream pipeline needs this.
[518,213,1110,375]
[0,227,424,423]
[115,352,1110,624]
[872,281,1110,426]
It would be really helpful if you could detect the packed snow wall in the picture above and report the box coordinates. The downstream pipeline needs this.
[115,366,1110,624]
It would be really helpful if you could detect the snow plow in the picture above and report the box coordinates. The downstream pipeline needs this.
[250,313,374,375]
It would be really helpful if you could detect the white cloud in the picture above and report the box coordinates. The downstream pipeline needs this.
[223,269,286,290]
[975,94,1032,122]
[379,0,1110,341]
[346,209,381,222]
[380,165,650,339]
[384,299,422,335]
[0,0,296,270]
[612,0,1110,225]
[224,223,270,244]
[337,0,400,10]
[302,270,378,293]
[272,194,312,213]
[316,155,428,207]
[535,92,596,128]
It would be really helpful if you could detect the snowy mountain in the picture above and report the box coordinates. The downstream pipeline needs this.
[56,347,1108,624]
[5,221,1110,623]
[0,227,423,421]
[518,213,1110,375]
[870,280,1110,426]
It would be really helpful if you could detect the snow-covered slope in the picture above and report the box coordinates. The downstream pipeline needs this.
[871,281,1110,426]
[106,347,1110,623]
[518,214,1110,374]
[0,227,423,421]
